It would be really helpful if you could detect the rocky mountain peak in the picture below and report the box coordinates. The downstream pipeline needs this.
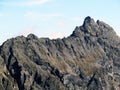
[71,16,117,39]
[0,17,119,90]
[71,16,98,37]
[96,20,115,33]
[83,16,95,25]
[27,33,38,39]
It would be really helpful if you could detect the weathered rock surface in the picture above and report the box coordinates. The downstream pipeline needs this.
[0,16,120,90]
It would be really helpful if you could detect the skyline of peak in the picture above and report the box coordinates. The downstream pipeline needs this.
[1,16,119,46]
[0,0,120,45]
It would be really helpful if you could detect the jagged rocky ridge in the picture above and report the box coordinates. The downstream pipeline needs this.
[0,16,120,90]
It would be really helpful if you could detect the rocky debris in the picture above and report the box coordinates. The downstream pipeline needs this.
[0,16,120,90]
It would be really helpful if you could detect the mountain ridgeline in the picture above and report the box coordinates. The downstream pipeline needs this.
[0,16,120,90]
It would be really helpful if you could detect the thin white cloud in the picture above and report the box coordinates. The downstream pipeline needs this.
[0,0,52,6]
[24,12,63,21]
[48,32,63,39]
[57,20,65,27]
[0,13,8,17]
[25,12,62,17]
[0,14,3,17]
[71,16,81,21]
[20,26,38,37]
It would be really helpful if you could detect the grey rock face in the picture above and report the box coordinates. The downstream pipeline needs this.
[0,16,120,90]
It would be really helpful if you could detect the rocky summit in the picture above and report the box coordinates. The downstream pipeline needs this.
[0,16,120,90]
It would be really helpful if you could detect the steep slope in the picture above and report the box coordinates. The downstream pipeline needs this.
[0,16,120,90]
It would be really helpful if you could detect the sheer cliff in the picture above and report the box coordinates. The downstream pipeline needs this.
[0,16,120,90]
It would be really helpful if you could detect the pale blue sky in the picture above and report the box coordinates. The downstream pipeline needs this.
[0,0,120,45]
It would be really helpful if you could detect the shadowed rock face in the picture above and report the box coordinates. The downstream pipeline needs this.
[0,16,120,90]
